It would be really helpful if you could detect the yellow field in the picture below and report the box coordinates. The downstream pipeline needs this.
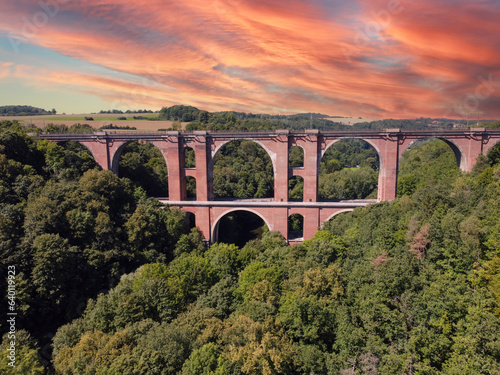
[2,113,188,131]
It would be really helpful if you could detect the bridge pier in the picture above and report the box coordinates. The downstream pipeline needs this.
[274,130,290,202]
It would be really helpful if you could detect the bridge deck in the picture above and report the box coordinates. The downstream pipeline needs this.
[31,127,499,141]
[158,198,376,208]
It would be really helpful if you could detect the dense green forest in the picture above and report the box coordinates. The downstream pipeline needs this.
[1,118,500,374]
[0,106,56,116]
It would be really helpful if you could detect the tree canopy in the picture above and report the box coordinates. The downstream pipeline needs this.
[1,119,500,374]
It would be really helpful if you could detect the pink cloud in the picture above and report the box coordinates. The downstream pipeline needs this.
[0,0,499,118]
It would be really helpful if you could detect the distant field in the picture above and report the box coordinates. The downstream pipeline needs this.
[42,114,159,122]
[1,113,188,131]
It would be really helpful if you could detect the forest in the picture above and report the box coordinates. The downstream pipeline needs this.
[0,106,56,116]
[0,118,499,374]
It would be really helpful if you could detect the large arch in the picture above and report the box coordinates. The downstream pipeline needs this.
[208,138,277,199]
[210,138,277,180]
[322,208,355,225]
[211,208,272,244]
[319,138,380,200]
[54,140,97,162]
[399,137,465,171]
[113,140,170,197]
[110,140,170,176]
[484,138,500,158]
[321,137,382,165]
[396,137,461,197]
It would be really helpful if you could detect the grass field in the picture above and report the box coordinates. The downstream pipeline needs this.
[1,113,184,131]
[42,114,160,122]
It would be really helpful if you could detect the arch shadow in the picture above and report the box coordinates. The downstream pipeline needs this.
[212,208,272,244]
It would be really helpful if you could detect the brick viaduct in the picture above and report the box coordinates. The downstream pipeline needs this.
[38,128,500,243]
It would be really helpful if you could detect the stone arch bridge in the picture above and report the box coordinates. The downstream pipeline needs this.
[38,128,500,243]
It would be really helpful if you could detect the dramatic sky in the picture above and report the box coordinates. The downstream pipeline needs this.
[0,0,499,118]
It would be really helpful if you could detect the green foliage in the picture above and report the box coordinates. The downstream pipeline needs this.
[3,120,500,374]
[37,139,98,179]
[0,330,45,374]
[289,146,304,167]
[0,126,191,371]
[319,139,379,200]
[118,141,169,196]
[125,200,185,262]
[213,140,274,199]
[0,105,54,116]
[397,138,459,198]
[159,105,202,122]
[182,342,220,375]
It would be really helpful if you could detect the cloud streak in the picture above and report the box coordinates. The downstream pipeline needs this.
[0,0,499,118]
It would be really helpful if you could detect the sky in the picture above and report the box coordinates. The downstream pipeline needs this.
[0,0,499,119]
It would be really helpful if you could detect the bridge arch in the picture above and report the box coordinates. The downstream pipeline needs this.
[288,213,304,240]
[399,137,465,171]
[110,140,170,175]
[322,137,382,164]
[322,208,355,225]
[484,138,500,157]
[210,139,277,178]
[320,138,380,200]
[210,139,276,199]
[54,140,95,157]
[211,208,272,244]
[111,140,170,197]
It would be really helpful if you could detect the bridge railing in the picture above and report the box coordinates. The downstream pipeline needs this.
[31,127,500,138]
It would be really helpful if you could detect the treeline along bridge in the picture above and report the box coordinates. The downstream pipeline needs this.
[38,128,500,243]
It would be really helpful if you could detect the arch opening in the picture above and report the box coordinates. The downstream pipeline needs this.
[185,212,196,231]
[397,138,460,197]
[486,141,500,166]
[288,213,304,240]
[288,176,304,201]
[214,210,269,247]
[184,146,195,168]
[117,140,169,197]
[319,138,379,200]
[289,145,304,168]
[321,210,355,236]
[186,176,196,200]
[55,141,99,178]
[212,140,274,199]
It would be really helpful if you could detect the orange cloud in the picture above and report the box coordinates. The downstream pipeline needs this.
[0,0,499,118]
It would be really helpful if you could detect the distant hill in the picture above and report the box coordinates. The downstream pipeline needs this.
[0,105,56,116]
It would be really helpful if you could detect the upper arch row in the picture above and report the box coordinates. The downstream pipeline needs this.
[75,135,500,175]
[50,131,500,202]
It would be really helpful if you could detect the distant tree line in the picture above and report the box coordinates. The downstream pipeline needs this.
[98,109,156,114]
[0,105,56,116]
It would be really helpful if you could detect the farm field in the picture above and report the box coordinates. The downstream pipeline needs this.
[1,113,188,131]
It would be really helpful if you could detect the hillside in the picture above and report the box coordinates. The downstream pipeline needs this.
[0,119,499,374]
